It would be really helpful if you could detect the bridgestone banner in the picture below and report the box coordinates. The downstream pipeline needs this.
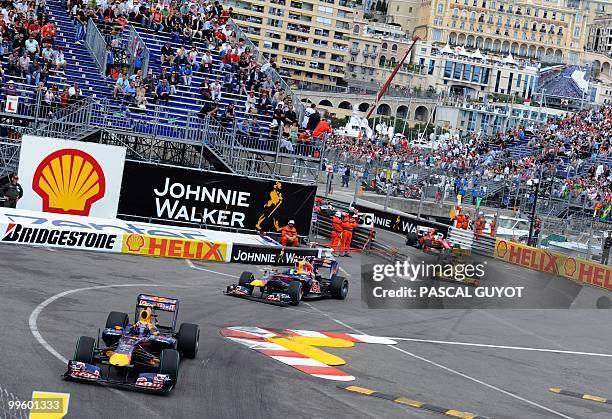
[1,223,119,251]
[118,162,316,234]
[352,204,449,238]
[230,244,319,266]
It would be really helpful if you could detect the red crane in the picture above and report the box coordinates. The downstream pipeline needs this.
[366,36,420,120]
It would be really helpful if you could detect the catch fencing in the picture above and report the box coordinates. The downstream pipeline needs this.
[85,18,108,76]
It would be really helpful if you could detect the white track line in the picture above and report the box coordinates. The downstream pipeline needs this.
[186,259,237,278]
[388,345,575,419]
[304,303,575,419]
[387,337,612,358]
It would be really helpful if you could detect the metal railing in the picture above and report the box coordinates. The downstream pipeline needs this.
[0,137,21,179]
[85,18,108,76]
[228,18,305,122]
[14,95,320,183]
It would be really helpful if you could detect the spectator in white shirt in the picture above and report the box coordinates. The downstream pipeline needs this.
[210,80,221,101]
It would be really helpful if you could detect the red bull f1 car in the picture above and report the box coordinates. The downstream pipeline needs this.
[225,257,348,306]
[64,294,199,393]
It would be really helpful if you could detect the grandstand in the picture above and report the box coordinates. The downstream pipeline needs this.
[0,0,319,183]
[537,65,592,110]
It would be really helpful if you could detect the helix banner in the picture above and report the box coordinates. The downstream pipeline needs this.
[494,239,612,291]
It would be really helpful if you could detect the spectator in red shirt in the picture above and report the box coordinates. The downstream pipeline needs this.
[218,7,233,24]
[41,22,56,45]
[313,119,333,140]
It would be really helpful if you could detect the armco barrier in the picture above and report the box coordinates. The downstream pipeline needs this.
[317,196,451,238]
[315,212,407,263]
[494,239,612,291]
[448,227,496,257]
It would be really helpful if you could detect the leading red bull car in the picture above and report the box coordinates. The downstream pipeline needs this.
[64,294,199,393]
[225,257,348,306]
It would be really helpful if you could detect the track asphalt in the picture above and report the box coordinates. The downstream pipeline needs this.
[1,243,612,419]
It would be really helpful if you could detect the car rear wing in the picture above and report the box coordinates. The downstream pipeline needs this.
[136,294,179,312]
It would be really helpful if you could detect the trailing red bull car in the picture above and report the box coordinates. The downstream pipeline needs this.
[64,294,199,393]
[225,257,348,306]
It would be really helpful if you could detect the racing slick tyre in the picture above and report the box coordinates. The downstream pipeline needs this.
[239,271,254,295]
[330,275,349,300]
[406,232,418,247]
[73,336,96,364]
[177,323,200,359]
[288,281,302,306]
[105,311,129,329]
[160,349,180,386]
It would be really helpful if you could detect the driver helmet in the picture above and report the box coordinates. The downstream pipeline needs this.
[295,258,313,275]
[137,307,155,327]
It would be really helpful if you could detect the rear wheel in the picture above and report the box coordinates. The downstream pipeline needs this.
[105,311,129,329]
[239,271,254,295]
[288,281,302,306]
[330,276,349,300]
[406,232,418,246]
[177,323,199,359]
[160,349,180,385]
[73,336,96,364]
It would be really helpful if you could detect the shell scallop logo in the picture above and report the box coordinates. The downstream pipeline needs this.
[32,149,106,216]
[125,233,145,253]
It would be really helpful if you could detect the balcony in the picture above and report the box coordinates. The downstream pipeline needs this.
[350,47,360,55]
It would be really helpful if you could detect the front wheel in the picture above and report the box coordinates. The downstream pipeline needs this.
[73,336,96,364]
[160,349,180,385]
[239,271,254,295]
[177,323,199,359]
[330,276,349,300]
[288,281,302,306]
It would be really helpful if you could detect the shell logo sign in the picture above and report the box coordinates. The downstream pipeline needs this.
[17,136,126,218]
[125,233,145,252]
[32,149,106,216]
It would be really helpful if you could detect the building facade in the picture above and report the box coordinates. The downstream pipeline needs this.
[345,14,416,90]
[587,16,612,55]
[436,100,567,136]
[387,0,608,65]
[227,0,354,87]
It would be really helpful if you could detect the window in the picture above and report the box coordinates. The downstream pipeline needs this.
[382,42,388,50]
[392,44,398,52]
[463,64,471,80]
[316,16,331,26]
[444,61,453,78]
[454,63,463,79]
[472,66,481,82]
[437,2,444,14]
[317,5,332,14]
[453,8,459,17]
[353,24,360,34]
[573,27,580,37]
